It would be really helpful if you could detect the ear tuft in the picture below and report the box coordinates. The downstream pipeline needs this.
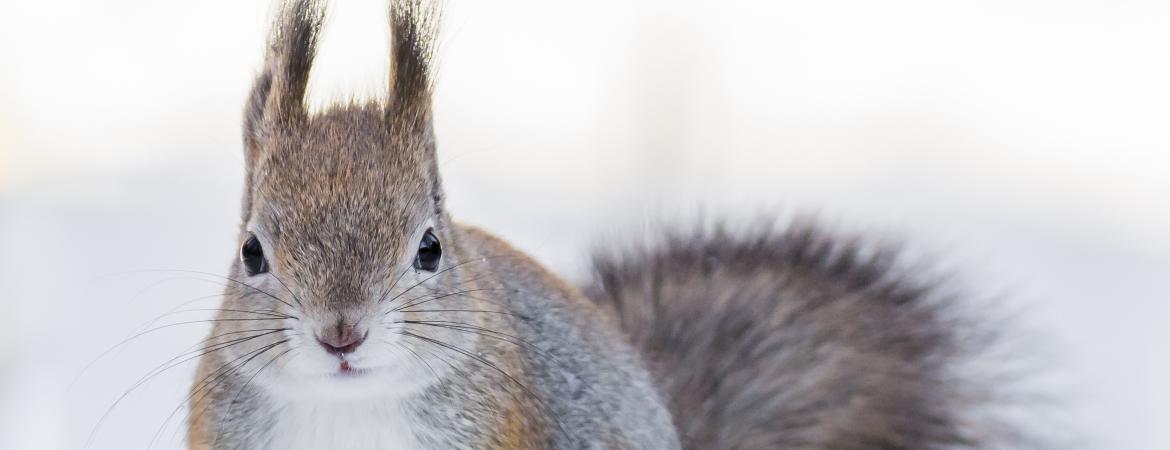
[244,0,326,159]
[388,0,441,131]
[267,0,326,125]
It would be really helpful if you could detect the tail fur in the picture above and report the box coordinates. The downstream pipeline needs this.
[582,220,1015,449]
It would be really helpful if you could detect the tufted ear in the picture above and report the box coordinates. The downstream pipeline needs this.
[240,0,325,219]
[242,0,325,166]
[385,0,444,210]
[387,0,440,135]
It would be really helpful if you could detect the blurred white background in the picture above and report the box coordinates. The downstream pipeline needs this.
[1,0,1167,448]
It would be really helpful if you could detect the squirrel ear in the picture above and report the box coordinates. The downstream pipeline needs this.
[244,0,325,162]
[386,0,439,133]
[243,71,273,165]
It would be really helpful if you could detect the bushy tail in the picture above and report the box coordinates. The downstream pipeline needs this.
[582,221,1026,449]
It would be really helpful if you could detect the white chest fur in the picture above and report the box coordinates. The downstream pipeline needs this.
[265,398,420,450]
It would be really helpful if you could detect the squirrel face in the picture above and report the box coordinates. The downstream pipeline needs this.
[231,109,455,400]
[210,0,465,400]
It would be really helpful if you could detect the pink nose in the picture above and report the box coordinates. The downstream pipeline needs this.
[316,327,367,356]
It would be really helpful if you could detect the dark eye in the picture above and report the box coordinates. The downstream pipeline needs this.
[241,234,269,276]
[414,230,442,272]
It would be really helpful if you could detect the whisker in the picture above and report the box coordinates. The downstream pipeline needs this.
[378,262,418,304]
[132,292,230,332]
[152,338,291,446]
[186,338,292,406]
[116,269,300,312]
[393,320,603,413]
[397,308,531,320]
[396,330,570,439]
[391,341,440,379]
[75,315,294,396]
[398,320,558,364]
[70,292,231,391]
[168,308,297,320]
[210,346,297,449]
[380,257,489,306]
[268,272,306,308]
[391,287,521,313]
[84,330,288,450]
[398,331,533,396]
[153,338,292,450]
[172,328,293,362]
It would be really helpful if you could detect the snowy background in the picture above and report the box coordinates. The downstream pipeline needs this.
[1,0,1167,448]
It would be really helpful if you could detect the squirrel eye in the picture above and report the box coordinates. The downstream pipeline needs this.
[414,230,442,272]
[241,234,269,276]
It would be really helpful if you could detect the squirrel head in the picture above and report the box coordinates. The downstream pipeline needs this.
[216,0,469,399]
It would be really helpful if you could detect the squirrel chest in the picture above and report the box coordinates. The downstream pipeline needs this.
[265,399,420,450]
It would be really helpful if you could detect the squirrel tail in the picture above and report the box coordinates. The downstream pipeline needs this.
[582,220,1025,449]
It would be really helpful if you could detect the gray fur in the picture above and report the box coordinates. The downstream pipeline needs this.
[583,221,1015,449]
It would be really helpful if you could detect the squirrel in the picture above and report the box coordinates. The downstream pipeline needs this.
[188,1,1011,449]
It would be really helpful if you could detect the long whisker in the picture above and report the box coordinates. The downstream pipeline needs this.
[151,338,292,450]
[396,330,570,439]
[389,281,526,311]
[84,330,288,450]
[398,331,534,397]
[268,272,306,308]
[385,339,441,379]
[132,292,230,332]
[391,287,521,313]
[378,262,418,304]
[379,256,488,306]
[185,338,293,409]
[168,308,297,320]
[376,252,535,309]
[398,308,531,320]
[114,269,300,312]
[209,346,297,449]
[170,328,293,366]
[70,292,230,391]
[75,315,294,395]
[397,320,560,364]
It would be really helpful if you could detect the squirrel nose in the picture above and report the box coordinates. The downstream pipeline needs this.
[316,327,367,356]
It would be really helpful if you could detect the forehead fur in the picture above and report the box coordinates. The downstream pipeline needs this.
[254,103,437,230]
[248,105,440,307]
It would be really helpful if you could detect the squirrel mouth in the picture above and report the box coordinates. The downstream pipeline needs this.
[336,360,360,376]
[333,360,369,377]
